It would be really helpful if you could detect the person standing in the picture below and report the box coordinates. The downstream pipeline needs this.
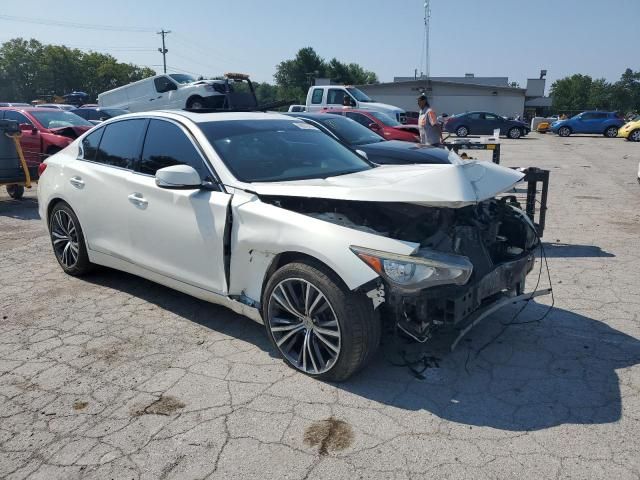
[417,94,441,145]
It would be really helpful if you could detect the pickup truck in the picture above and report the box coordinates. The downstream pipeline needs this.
[305,85,406,124]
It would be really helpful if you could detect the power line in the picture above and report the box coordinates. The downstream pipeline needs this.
[0,14,155,33]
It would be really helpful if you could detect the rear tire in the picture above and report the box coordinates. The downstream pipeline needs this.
[6,184,24,199]
[187,96,205,109]
[558,126,571,137]
[604,126,618,138]
[629,129,640,142]
[263,260,379,381]
[48,202,92,276]
[456,126,469,137]
[507,127,522,139]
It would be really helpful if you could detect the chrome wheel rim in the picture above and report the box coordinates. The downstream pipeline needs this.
[267,278,341,375]
[51,210,79,268]
[457,127,467,137]
[510,128,521,138]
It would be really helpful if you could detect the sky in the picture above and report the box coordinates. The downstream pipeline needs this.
[1,0,638,93]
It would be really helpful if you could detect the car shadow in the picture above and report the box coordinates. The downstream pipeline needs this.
[542,242,615,258]
[81,267,273,353]
[343,300,640,431]
[0,196,41,220]
[80,268,639,432]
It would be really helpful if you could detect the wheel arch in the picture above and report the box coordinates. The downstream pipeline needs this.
[260,251,349,305]
[186,94,205,108]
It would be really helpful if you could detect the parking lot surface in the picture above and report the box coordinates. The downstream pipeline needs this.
[1,133,640,479]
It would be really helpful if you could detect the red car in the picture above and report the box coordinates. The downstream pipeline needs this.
[0,107,93,174]
[322,108,420,142]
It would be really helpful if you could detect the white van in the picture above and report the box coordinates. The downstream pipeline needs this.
[98,73,258,112]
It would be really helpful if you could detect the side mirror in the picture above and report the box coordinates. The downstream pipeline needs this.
[155,165,202,189]
[166,82,178,91]
[369,123,381,131]
[355,149,368,160]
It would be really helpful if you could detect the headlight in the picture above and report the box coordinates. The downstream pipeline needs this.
[350,246,473,291]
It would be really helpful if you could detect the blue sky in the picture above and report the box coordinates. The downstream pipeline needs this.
[1,0,637,91]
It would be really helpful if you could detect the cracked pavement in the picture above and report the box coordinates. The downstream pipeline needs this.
[1,133,640,479]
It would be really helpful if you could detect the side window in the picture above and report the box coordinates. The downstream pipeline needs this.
[80,127,104,161]
[311,88,324,104]
[139,119,210,181]
[594,113,607,119]
[484,113,498,121]
[4,111,33,126]
[72,109,88,120]
[469,113,482,120]
[327,89,347,105]
[154,76,176,93]
[95,119,147,169]
[89,110,102,121]
[346,112,372,127]
[581,113,594,120]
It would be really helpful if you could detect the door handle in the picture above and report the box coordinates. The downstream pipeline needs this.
[128,193,148,208]
[69,176,84,189]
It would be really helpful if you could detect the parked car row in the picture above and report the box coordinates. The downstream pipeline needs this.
[37,109,544,380]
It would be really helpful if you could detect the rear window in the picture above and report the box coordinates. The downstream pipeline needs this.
[95,119,147,169]
[80,127,104,161]
[311,89,324,104]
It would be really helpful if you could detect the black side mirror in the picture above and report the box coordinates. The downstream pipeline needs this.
[369,123,381,131]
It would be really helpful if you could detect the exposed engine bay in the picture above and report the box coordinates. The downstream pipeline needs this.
[49,126,85,139]
[261,195,539,342]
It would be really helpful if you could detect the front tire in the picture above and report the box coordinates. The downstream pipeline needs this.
[604,126,618,138]
[507,127,522,139]
[6,184,24,199]
[558,126,571,137]
[456,126,469,137]
[629,129,640,142]
[48,202,92,276]
[263,261,379,381]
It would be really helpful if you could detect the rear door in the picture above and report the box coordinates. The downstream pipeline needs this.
[466,112,484,133]
[482,113,502,134]
[127,118,231,294]
[65,119,147,261]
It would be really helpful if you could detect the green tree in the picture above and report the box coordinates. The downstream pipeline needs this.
[550,74,593,112]
[274,47,379,102]
[0,37,155,103]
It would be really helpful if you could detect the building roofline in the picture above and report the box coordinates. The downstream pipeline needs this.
[357,79,526,92]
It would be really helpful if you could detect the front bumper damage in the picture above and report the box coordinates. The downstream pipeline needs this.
[381,251,550,346]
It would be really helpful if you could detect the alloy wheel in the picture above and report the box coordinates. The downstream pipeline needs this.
[559,127,570,137]
[267,278,341,375]
[630,130,640,142]
[51,209,79,268]
[509,128,521,139]
[456,126,468,137]
[605,127,618,138]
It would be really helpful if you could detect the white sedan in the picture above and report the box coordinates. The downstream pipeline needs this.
[38,110,543,381]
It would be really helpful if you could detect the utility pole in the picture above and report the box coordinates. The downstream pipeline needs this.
[157,29,171,74]
[424,1,430,80]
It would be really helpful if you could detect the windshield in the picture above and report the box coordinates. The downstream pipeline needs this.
[346,87,373,102]
[200,119,372,182]
[168,74,196,84]
[30,110,92,129]
[316,116,384,146]
[370,111,401,126]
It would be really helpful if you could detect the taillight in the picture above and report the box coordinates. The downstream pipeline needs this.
[38,162,47,177]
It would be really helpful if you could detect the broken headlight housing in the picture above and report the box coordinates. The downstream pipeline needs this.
[350,246,473,291]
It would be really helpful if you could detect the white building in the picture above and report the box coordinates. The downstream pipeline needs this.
[355,73,551,118]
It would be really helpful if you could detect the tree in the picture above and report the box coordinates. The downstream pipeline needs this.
[0,38,155,102]
[550,74,593,112]
[274,47,379,102]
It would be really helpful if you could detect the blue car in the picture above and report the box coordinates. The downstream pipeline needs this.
[550,111,624,138]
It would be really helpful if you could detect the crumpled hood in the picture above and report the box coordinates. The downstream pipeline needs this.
[250,161,524,207]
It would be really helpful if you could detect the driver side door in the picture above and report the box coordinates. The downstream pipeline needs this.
[2,111,41,166]
[151,76,179,109]
[127,118,231,295]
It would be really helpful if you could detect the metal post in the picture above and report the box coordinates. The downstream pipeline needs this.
[157,29,171,74]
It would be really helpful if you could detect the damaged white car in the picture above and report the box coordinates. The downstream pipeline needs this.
[38,111,546,381]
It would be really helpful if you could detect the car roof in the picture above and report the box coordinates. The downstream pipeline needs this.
[134,110,294,123]
[0,107,60,112]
